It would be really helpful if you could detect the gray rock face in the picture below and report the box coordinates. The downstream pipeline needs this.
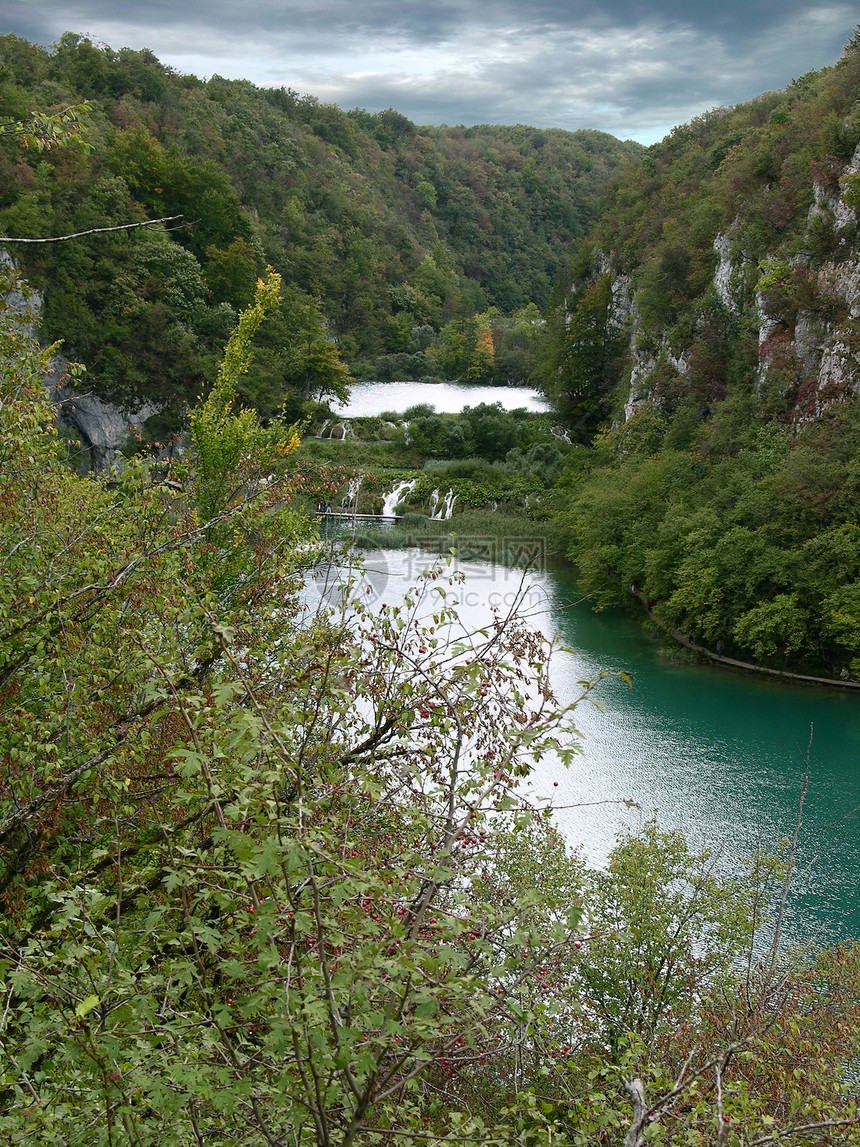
[602,139,860,420]
[712,232,740,313]
[0,251,42,329]
[48,355,159,472]
[3,248,163,472]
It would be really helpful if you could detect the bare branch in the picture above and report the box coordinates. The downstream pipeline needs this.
[0,215,185,243]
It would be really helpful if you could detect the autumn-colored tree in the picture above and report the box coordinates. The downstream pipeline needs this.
[467,325,495,382]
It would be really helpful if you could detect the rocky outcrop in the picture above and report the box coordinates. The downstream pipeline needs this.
[607,139,860,421]
[1,251,42,327]
[2,249,162,472]
[623,348,657,421]
[48,356,159,473]
[712,232,742,313]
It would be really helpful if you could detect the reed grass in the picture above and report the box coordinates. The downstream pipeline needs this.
[346,507,559,562]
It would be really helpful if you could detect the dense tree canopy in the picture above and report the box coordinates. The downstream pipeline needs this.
[0,31,639,416]
[1,249,860,1147]
[3,30,860,1144]
[545,30,860,676]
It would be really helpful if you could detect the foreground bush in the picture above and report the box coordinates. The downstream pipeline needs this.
[1,269,858,1146]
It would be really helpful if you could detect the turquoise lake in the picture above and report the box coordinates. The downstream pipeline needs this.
[316,378,860,947]
[323,546,860,948]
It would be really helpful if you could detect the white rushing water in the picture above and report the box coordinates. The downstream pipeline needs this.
[428,488,457,520]
[381,479,417,517]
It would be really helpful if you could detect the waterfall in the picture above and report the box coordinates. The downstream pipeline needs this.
[341,474,363,512]
[382,478,417,517]
[429,488,457,520]
[320,420,352,439]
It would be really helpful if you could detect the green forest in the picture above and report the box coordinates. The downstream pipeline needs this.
[0,31,638,419]
[541,30,860,680]
[3,26,860,1147]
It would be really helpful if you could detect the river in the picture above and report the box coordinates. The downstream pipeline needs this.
[310,546,860,947]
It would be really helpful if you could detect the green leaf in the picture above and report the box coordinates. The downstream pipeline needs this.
[75,995,100,1019]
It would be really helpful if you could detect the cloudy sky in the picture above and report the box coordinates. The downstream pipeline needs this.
[4,2,857,144]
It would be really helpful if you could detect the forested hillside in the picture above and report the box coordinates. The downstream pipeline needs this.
[0,32,639,421]
[546,29,860,678]
[6,28,860,1146]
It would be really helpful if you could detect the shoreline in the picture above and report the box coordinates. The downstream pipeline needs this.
[629,586,860,692]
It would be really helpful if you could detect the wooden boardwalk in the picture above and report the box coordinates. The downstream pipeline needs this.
[628,586,860,691]
[317,511,401,520]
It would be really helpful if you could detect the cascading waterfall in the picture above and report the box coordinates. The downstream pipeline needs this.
[429,488,457,520]
[381,479,417,517]
[317,419,352,439]
[341,474,363,512]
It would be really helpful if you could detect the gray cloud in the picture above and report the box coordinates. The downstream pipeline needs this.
[3,1,856,142]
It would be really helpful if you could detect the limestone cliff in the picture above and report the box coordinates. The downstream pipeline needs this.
[547,38,860,434]
[610,140,859,424]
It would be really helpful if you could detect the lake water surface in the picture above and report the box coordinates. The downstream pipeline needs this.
[318,381,860,945]
[332,379,550,417]
[312,547,860,947]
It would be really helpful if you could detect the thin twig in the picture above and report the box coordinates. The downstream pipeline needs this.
[766,727,811,979]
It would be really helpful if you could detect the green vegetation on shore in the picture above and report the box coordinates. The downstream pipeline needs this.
[3,266,860,1146]
[0,31,638,422]
[4,26,860,1142]
[294,402,571,556]
[8,28,860,675]
[541,29,860,679]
